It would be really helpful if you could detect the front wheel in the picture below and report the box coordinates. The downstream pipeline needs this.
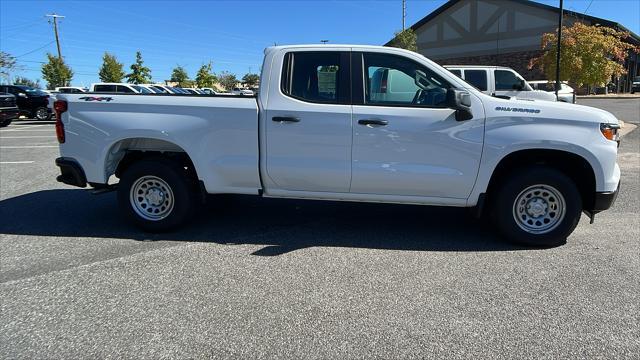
[34,107,51,121]
[0,118,11,127]
[118,159,196,232]
[492,167,582,247]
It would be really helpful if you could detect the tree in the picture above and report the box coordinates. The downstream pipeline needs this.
[218,71,238,91]
[242,73,260,88]
[529,22,636,88]
[195,62,216,88]
[41,53,73,89]
[14,76,41,88]
[125,51,152,84]
[170,65,189,87]
[386,29,417,52]
[99,52,125,82]
[1,51,18,79]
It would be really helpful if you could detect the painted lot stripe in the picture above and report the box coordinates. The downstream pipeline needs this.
[0,161,35,164]
[0,145,58,148]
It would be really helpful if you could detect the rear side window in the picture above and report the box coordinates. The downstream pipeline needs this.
[448,69,462,78]
[281,51,348,104]
[94,85,116,92]
[495,70,521,91]
[116,85,134,93]
[464,70,488,91]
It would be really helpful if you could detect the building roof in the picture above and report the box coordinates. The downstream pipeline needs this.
[389,0,640,45]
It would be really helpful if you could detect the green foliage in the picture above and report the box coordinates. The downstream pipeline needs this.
[529,22,637,87]
[218,71,238,91]
[125,51,152,84]
[170,65,190,87]
[0,51,18,79]
[241,73,260,87]
[387,29,417,52]
[196,62,217,88]
[99,52,125,82]
[14,76,41,88]
[41,53,73,89]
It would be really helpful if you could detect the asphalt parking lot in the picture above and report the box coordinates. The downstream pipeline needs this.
[1,99,639,358]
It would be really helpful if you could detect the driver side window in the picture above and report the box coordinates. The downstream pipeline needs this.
[363,53,450,107]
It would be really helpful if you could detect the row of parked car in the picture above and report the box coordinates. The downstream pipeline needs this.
[0,83,258,127]
[86,83,256,96]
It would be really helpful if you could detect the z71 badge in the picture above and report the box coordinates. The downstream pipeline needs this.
[78,96,113,102]
[495,106,540,114]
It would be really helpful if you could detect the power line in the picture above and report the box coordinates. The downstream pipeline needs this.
[14,41,55,58]
[584,0,595,15]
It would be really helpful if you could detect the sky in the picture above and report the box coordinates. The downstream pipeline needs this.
[1,0,639,87]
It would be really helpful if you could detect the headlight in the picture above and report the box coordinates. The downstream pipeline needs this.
[600,123,621,142]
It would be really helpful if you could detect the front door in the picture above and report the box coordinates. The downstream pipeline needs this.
[264,50,352,193]
[350,52,484,199]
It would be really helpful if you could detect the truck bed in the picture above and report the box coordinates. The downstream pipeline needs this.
[57,93,262,195]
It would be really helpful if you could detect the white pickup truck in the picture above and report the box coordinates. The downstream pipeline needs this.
[53,45,621,246]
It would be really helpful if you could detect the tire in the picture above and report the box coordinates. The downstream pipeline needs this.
[492,166,582,247]
[34,107,51,121]
[0,119,10,127]
[117,158,196,232]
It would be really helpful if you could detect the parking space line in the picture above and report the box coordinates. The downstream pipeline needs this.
[0,145,58,148]
[0,161,35,164]
[1,125,51,132]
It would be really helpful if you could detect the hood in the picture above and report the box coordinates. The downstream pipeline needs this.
[485,95,619,125]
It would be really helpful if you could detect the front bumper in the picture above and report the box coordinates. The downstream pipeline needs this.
[587,182,620,213]
[0,107,19,120]
[55,157,87,188]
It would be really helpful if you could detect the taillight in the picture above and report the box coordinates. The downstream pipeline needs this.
[54,100,67,143]
[600,123,620,142]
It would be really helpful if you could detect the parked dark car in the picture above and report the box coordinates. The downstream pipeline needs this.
[0,85,52,120]
[0,92,20,127]
[631,76,640,94]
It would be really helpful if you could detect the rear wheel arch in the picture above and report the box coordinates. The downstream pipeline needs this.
[104,137,200,184]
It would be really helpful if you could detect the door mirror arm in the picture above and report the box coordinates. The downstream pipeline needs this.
[446,89,473,121]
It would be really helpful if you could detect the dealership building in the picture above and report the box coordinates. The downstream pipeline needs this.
[397,0,640,93]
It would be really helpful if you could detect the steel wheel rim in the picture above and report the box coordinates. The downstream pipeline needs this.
[512,184,566,234]
[36,108,48,120]
[129,176,174,221]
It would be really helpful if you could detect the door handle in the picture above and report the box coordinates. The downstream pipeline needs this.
[272,116,300,123]
[358,119,388,126]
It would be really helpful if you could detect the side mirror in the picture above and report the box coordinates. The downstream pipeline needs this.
[514,79,525,91]
[446,89,473,121]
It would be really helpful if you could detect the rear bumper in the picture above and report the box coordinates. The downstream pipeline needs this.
[55,157,87,188]
[0,107,19,120]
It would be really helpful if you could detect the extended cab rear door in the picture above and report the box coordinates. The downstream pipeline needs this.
[263,49,352,193]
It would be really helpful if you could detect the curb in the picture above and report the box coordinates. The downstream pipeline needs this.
[577,96,640,99]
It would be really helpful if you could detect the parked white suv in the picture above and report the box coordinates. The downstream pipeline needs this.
[89,83,150,94]
[445,66,557,102]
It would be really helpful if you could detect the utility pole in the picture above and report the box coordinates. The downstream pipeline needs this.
[402,0,406,31]
[554,0,563,99]
[45,13,65,59]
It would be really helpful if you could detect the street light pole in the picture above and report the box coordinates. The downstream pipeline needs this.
[555,0,563,99]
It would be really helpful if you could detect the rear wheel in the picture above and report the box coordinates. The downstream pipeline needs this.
[0,119,11,127]
[118,159,196,232]
[492,166,582,246]
[34,107,51,121]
